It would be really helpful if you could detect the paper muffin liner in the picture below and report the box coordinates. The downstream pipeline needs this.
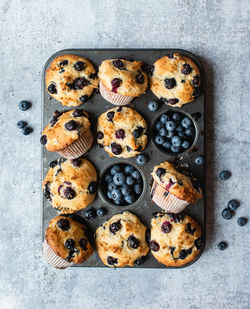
[151,180,189,213]
[99,81,133,106]
[42,239,74,269]
[57,128,93,159]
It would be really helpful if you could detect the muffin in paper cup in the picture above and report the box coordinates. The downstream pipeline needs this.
[99,81,133,106]
[151,161,202,213]
[42,215,94,269]
[98,58,148,106]
[40,109,93,159]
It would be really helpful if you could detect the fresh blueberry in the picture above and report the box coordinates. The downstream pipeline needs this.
[155,135,165,145]
[22,127,32,135]
[159,128,167,137]
[108,183,118,191]
[220,171,231,180]
[124,165,135,175]
[163,141,171,149]
[107,191,113,199]
[172,112,181,121]
[166,121,176,131]
[85,208,97,221]
[218,241,227,250]
[88,182,97,194]
[181,117,192,128]
[97,207,106,217]
[136,154,147,165]
[126,176,135,186]
[155,121,164,131]
[222,208,233,220]
[171,145,181,153]
[195,156,204,165]
[175,125,183,133]
[166,130,175,139]
[132,170,141,180]
[134,184,142,195]
[17,121,27,129]
[228,200,240,211]
[185,127,195,137]
[182,140,190,149]
[110,165,121,175]
[160,114,170,123]
[105,173,113,184]
[114,198,124,206]
[178,131,186,139]
[113,172,126,186]
[124,195,136,204]
[111,188,122,200]
[148,101,159,112]
[171,136,182,147]
[237,217,247,226]
[19,100,31,111]
[121,185,132,196]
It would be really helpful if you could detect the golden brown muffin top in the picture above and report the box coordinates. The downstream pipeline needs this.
[46,54,98,106]
[150,212,203,267]
[95,212,149,267]
[45,215,94,263]
[41,109,91,152]
[151,161,202,204]
[43,158,97,213]
[98,58,148,97]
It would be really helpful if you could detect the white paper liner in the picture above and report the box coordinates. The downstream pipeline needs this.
[99,81,133,106]
[151,180,189,213]
[57,128,93,159]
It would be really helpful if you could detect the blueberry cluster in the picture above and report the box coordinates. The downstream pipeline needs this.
[103,164,143,206]
[17,100,33,135]
[154,111,196,154]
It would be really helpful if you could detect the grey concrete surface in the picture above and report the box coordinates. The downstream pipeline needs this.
[0,0,249,308]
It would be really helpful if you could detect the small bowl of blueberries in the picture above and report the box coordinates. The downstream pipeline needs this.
[152,108,199,156]
[100,162,145,207]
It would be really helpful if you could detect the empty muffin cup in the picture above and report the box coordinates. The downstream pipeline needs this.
[99,161,146,208]
[99,81,134,106]
[57,128,93,159]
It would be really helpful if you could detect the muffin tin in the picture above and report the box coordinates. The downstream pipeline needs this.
[41,49,206,268]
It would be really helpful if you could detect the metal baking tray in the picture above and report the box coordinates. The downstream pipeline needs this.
[41,49,206,268]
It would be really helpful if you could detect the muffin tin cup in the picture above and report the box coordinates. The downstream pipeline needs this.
[99,81,134,106]
[42,239,74,269]
[150,180,189,213]
[57,128,93,159]
[98,160,147,209]
[151,107,199,160]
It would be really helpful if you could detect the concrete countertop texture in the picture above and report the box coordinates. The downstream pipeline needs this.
[0,0,249,308]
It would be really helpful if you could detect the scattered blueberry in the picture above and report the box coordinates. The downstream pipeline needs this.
[85,208,97,221]
[19,100,31,111]
[22,127,33,135]
[110,165,121,175]
[88,182,97,194]
[220,170,231,180]
[171,136,182,147]
[195,156,204,165]
[148,101,159,112]
[136,154,147,165]
[17,121,27,129]
[222,208,233,220]
[113,172,126,186]
[97,207,106,217]
[166,121,176,131]
[228,200,240,211]
[218,241,227,250]
[181,117,192,128]
[155,135,165,145]
[237,217,247,226]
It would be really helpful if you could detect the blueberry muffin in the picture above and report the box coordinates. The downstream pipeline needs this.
[46,54,98,106]
[150,53,201,107]
[43,158,97,213]
[150,212,203,267]
[151,161,202,213]
[95,212,149,267]
[98,58,148,105]
[97,107,148,158]
[40,109,93,159]
[42,215,94,268]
